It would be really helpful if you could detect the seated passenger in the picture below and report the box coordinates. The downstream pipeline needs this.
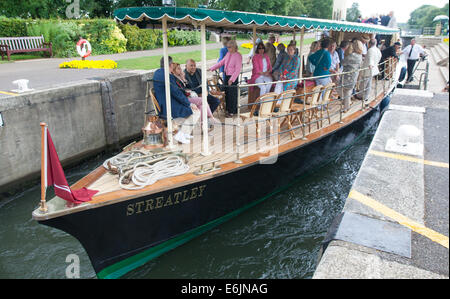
[288,40,299,56]
[184,59,221,114]
[272,43,288,80]
[153,56,200,144]
[248,42,273,97]
[274,44,301,94]
[172,63,218,124]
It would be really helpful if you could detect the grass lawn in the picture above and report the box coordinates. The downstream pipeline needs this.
[116,38,314,70]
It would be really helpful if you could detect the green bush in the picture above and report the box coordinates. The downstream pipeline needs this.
[119,24,162,51]
[167,29,201,46]
[80,19,127,55]
[0,16,29,37]
[27,20,83,57]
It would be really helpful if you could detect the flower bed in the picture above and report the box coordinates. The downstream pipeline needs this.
[59,59,117,69]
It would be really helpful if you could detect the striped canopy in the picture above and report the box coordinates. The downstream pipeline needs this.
[114,7,399,35]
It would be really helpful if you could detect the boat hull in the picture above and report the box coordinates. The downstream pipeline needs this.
[39,98,386,279]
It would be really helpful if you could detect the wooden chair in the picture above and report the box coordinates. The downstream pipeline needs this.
[290,85,323,133]
[207,77,226,115]
[316,83,335,128]
[240,92,277,138]
[148,87,175,130]
[149,87,162,116]
[272,89,297,143]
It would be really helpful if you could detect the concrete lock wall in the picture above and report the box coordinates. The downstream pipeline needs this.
[0,70,154,191]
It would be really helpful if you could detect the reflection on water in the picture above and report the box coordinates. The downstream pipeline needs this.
[0,127,376,279]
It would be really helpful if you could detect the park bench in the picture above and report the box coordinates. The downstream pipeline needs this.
[0,35,52,61]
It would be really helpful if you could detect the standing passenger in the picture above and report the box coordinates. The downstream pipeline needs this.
[359,39,382,101]
[265,34,277,68]
[308,38,332,86]
[306,41,320,76]
[209,40,243,117]
[328,40,340,83]
[218,36,231,83]
[339,40,363,111]
[336,40,349,72]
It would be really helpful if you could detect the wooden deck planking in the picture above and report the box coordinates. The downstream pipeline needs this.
[87,74,386,196]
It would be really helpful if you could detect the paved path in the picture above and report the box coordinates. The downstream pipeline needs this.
[0,35,310,95]
[314,89,449,279]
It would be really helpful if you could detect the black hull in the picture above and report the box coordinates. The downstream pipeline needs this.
[40,99,385,278]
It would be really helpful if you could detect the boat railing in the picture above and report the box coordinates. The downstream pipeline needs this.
[147,56,398,161]
[226,56,398,160]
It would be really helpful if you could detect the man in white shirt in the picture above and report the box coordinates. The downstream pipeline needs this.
[359,39,382,101]
[402,39,425,83]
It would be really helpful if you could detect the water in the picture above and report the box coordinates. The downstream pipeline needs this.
[0,126,376,279]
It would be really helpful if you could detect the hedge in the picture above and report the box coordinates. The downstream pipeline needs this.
[0,17,202,58]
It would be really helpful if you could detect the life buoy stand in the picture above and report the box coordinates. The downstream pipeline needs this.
[76,39,92,58]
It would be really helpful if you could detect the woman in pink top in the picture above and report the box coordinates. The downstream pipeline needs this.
[248,42,273,97]
[209,40,242,117]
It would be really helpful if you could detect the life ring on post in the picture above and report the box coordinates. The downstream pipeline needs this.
[76,39,92,58]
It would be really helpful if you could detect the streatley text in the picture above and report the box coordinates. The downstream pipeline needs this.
[126,185,206,216]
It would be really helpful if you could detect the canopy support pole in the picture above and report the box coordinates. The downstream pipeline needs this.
[252,25,257,48]
[299,28,305,80]
[162,17,174,149]
[201,22,210,156]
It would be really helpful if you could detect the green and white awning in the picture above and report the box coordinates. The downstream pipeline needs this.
[114,7,399,35]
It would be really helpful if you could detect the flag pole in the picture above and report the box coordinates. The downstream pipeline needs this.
[40,122,48,213]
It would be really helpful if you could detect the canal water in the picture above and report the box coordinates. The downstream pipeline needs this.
[0,126,377,279]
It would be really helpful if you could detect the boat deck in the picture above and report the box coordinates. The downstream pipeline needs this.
[88,82,380,197]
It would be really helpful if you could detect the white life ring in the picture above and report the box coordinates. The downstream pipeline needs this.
[76,39,92,58]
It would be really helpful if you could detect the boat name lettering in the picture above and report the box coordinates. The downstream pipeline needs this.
[126,185,207,216]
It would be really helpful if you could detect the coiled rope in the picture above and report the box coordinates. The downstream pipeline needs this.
[102,150,149,173]
[103,150,190,190]
[119,155,190,190]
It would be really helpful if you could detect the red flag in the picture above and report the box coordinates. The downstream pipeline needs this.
[44,127,98,204]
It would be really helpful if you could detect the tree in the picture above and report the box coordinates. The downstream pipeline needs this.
[346,2,360,22]
[301,0,333,19]
[408,3,449,28]
[284,0,307,17]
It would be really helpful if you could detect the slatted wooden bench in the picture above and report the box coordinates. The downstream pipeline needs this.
[0,35,52,61]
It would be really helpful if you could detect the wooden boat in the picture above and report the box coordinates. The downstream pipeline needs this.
[32,7,400,279]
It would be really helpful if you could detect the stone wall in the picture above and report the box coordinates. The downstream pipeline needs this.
[0,70,154,191]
